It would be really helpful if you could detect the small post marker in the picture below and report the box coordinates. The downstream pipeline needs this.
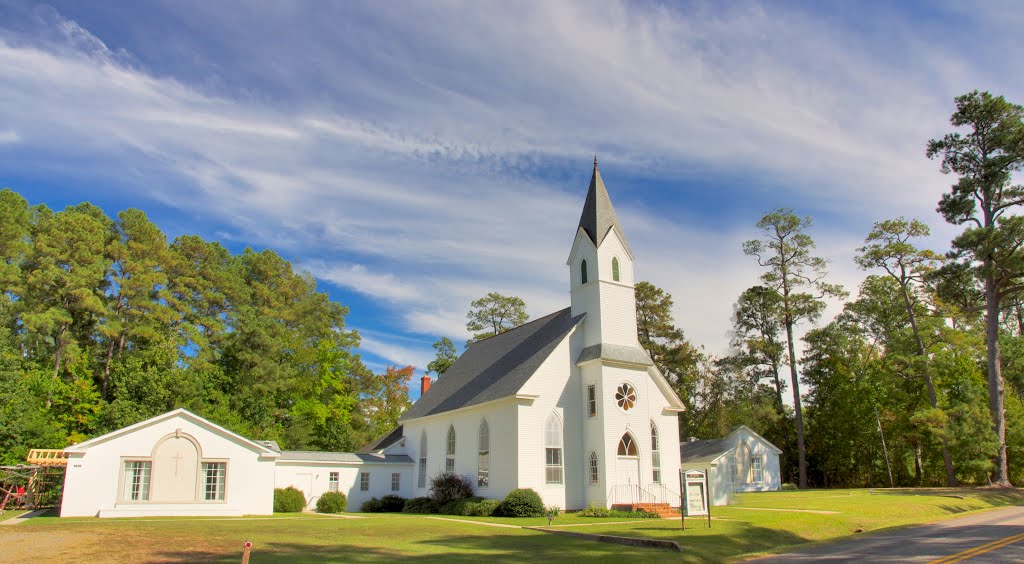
[242,540,253,564]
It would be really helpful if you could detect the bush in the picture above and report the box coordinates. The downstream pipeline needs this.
[361,497,384,512]
[496,488,545,517]
[402,496,438,514]
[546,505,561,517]
[576,504,660,518]
[463,498,501,517]
[379,495,407,512]
[429,473,475,505]
[274,487,306,513]
[781,483,798,491]
[316,491,347,513]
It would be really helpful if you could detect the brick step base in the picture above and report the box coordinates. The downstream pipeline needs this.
[611,503,679,518]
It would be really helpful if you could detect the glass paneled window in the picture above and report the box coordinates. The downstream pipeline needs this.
[391,473,400,492]
[545,413,563,484]
[612,257,620,282]
[587,385,597,418]
[751,456,763,483]
[418,432,428,488]
[329,471,340,492]
[360,472,370,491]
[478,420,490,487]
[202,462,226,501]
[589,452,599,485]
[123,461,151,501]
[651,421,661,484]
[446,425,457,474]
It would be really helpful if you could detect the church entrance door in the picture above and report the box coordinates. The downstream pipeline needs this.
[616,456,640,502]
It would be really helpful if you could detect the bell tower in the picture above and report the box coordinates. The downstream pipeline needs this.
[567,158,639,349]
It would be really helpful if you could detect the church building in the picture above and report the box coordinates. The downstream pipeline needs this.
[366,160,685,509]
[58,162,685,516]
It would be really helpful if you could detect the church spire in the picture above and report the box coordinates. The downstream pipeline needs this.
[576,157,632,257]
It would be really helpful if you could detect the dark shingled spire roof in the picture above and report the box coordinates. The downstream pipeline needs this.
[576,157,632,256]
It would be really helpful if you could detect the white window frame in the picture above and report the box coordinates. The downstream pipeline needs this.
[587,384,597,418]
[122,460,151,502]
[545,413,563,485]
[446,425,456,474]
[201,461,227,501]
[360,472,370,492]
[650,421,661,484]
[418,432,428,488]
[752,455,764,483]
[589,452,599,485]
[391,472,400,492]
[329,471,340,492]
[478,420,490,487]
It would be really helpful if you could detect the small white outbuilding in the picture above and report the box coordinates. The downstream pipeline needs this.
[679,425,783,507]
[61,409,280,518]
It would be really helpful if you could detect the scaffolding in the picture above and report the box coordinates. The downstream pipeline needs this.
[0,449,67,513]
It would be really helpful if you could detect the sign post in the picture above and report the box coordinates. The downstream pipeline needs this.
[242,540,253,564]
[681,469,711,529]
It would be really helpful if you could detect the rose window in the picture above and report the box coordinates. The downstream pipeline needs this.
[615,383,637,411]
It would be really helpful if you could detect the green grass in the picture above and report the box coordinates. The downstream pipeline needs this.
[0,509,28,522]
[0,488,1020,563]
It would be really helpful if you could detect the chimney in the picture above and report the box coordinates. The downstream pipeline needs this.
[421,373,432,396]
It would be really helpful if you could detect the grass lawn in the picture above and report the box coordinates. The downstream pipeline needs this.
[0,488,1020,563]
[0,509,28,522]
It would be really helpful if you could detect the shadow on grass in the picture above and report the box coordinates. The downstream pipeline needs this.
[140,523,812,563]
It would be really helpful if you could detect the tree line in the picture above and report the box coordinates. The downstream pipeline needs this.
[0,192,412,464]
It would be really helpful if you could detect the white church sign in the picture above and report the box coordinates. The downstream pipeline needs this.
[680,469,711,529]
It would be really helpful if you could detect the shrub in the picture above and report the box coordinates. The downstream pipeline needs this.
[361,497,384,512]
[781,483,798,491]
[576,504,659,518]
[463,498,501,517]
[402,496,438,514]
[496,488,545,517]
[379,495,407,512]
[429,473,475,505]
[546,505,561,517]
[316,491,347,513]
[274,487,306,513]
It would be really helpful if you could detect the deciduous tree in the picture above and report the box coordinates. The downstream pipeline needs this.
[465,292,528,344]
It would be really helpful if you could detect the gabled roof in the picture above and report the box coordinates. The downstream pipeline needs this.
[357,425,404,454]
[679,425,783,464]
[400,308,585,421]
[576,159,633,258]
[577,343,654,366]
[680,437,734,465]
[278,451,414,464]
[64,408,280,457]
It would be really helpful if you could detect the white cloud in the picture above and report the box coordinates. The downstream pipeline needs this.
[0,1,1020,369]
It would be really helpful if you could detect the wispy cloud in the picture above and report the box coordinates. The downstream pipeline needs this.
[0,0,1020,367]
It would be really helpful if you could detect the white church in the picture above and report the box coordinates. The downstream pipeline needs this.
[59,162,686,517]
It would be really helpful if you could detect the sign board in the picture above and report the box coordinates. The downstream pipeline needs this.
[682,469,709,516]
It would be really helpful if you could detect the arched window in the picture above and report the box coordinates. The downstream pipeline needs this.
[545,413,563,484]
[478,420,490,487]
[589,452,599,485]
[736,442,751,485]
[650,421,661,484]
[446,425,456,474]
[612,257,620,282]
[581,259,588,284]
[617,432,638,456]
[418,431,428,488]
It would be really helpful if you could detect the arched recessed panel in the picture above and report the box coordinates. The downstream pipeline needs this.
[581,259,588,285]
[612,257,620,282]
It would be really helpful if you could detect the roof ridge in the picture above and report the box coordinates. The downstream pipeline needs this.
[465,306,570,347]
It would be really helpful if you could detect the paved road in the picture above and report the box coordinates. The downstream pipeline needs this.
[752,505,1024,563]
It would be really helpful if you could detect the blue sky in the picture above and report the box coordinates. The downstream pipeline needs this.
[2,1,1022,397]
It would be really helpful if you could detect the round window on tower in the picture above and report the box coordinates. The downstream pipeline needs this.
[615,383,637,412]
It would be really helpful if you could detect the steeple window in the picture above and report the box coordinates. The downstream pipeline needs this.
[612,257,620,282]
[580,259,588,285]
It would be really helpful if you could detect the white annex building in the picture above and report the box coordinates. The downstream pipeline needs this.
[679,425,783,506]
[60,162,687,517]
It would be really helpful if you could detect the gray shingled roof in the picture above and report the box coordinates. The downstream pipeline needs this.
[577,160,632,256]
[400,308,585,421]
[278,451,414,464]
[577,343,653,366]
[680,437,735,465]
[255,440,281,453]
[357,425,404,454]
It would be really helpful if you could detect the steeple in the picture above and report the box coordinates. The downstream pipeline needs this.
[576,157,633,257]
